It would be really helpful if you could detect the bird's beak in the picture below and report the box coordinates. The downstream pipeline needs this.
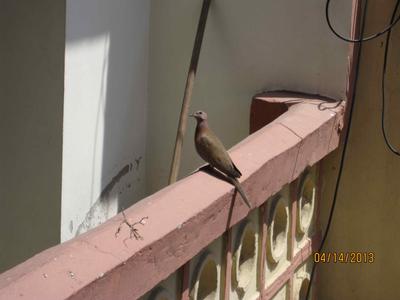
[189,113,195,118]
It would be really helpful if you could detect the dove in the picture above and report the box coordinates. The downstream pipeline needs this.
[190,110,251,208]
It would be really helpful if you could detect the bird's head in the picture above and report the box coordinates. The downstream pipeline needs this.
[189,110,208,122]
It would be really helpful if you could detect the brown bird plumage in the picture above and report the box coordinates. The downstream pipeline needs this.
[190,110,251,209]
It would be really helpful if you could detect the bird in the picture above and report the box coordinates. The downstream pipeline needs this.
[189,110,252,209]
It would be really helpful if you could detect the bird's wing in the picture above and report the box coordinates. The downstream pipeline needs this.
[197,130,241,178]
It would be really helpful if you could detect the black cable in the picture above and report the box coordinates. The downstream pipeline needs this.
[326,0,400,43]
[305,1,369,299]
[381,1,400,156]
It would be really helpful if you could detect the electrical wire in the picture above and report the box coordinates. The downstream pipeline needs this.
[305,1,369,299]
[328,0,400,154]
[381,0,400,156]
[326,0,400,42]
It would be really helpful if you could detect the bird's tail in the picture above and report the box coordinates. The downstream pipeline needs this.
[230,178,252,209]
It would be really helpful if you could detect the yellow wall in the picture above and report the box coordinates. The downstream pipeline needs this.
[319,0,400,298]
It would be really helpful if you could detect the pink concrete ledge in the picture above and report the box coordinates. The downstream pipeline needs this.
[0,92,344,300]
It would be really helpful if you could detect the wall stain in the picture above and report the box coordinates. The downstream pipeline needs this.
[69,220,73,233]
[134,156,142,171]
[75,156,143,237]
[75,196,113,237]
[100,163,131,201]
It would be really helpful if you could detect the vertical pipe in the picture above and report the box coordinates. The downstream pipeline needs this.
[168,0,211,184]
[168,0,212,184]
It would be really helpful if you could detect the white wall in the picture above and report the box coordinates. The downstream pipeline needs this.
[146,0,352,193]
[62,0,150,241]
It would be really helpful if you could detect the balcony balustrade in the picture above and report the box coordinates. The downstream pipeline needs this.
[0,92,344,300]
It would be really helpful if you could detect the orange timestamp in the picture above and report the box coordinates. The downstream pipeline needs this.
[313,251,375,263]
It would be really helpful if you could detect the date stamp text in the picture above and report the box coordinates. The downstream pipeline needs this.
[313,252,375,263]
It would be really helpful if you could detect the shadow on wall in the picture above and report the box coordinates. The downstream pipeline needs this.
[62,0,149,241]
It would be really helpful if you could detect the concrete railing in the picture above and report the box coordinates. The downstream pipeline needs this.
[0,92,344,300]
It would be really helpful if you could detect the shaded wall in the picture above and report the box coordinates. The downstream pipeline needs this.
[319,0,400,298]
[146,0,352,194]
[62,0,150,241]
[0,0,65,271]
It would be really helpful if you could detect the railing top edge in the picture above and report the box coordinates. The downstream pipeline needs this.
[254,90,343,104]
